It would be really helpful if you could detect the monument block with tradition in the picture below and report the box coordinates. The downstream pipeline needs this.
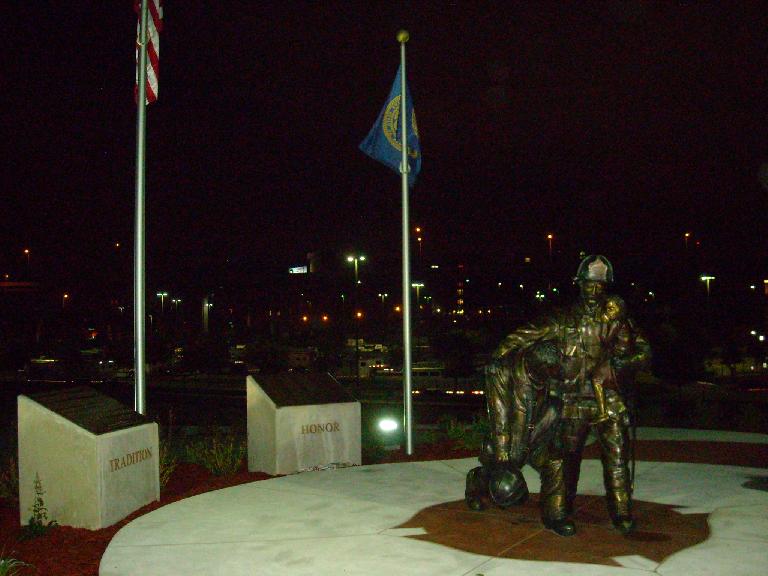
[17,387,159,530]
[247,373,361,475]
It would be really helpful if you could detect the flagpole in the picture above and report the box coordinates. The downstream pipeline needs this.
[397,30,413,455]
[134,0,149,415]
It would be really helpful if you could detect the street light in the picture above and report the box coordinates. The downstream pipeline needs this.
[156,291,168,313]
[347,254,366,386]
[415,227,423,259]
[684,232,691,249]
[546,234,553,260]
[171,298,182,311]
[62,293,69,308]
[378,293,389,303]
[346,254,366,284]
[411,282,424,303]
[700,275,715,298]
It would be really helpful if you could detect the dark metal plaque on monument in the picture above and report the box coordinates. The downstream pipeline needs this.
[254,372,355,407]
[27,386,150,434]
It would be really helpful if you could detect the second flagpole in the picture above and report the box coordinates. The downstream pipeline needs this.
[134,0,149,415]
[398,30,413,455]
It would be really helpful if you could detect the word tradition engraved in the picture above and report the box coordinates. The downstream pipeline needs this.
[109,448,152,472]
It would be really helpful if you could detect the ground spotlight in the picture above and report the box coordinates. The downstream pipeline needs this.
[378,418,398,433]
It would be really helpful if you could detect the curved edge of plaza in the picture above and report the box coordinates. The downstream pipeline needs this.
[99,428,768,576]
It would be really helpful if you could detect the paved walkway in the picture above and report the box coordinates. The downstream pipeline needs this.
[100,428,768,576]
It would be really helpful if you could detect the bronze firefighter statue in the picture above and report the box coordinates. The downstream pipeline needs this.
[466,254,651,537]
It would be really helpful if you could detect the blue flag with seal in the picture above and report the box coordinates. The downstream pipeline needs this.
[360,64,421,186]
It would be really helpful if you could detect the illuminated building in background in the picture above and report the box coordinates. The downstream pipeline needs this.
[455,264,465,315]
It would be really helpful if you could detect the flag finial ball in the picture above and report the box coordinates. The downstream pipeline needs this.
[397,30,410,43]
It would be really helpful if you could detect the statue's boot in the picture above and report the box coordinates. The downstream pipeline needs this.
[598,416,635,535]
[607,491,635,534]
[539,455,576,537]
[543,516,576,537]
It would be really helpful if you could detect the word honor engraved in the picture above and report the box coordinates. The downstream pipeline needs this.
[301,421,340,435]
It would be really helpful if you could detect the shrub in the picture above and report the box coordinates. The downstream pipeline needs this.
[444,417,489,451]
[159,412,178,489]
[0,456,18,505]
[185,430,245,476]
[159,439,177,489]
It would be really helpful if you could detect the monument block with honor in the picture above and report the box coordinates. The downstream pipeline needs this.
[18,387,159,530]
[247,373,361,475]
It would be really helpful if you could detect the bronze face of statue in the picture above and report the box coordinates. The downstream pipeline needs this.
[468,255,650,537]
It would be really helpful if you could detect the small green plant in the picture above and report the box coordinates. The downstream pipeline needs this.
[159,438,178,489]
[159,411,178,489]
[19,473,57,541]
[416,427,441,446]
[0,456,19,505]
[0,556,30,576]
[185,430,245,476]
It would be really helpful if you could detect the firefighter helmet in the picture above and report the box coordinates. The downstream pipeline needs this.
[574,254,614,284]
[488,465,529,508]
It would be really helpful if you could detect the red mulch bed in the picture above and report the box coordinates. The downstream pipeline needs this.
[1,440,765,575]
[0,463,273,576]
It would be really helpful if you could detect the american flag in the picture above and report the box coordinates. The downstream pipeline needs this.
[135,0,163,104]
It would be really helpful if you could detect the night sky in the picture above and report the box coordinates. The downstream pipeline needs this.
[3,2,768,299]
